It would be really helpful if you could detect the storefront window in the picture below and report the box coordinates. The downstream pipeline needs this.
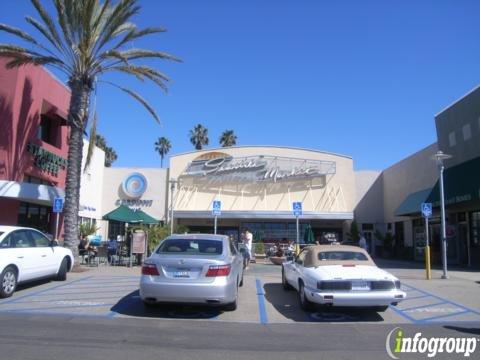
[17,202,51,232]
[471,212,480,247]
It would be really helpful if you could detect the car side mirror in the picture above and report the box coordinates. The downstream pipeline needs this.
[49,240,58,247]
[286,255,294,262]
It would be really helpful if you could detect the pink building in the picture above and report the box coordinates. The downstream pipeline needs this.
[0,58,71,238]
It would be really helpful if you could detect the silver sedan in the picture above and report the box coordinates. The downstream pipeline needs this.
[140,234,244,311]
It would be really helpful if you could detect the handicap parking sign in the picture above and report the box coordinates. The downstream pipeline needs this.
[212,200,221,216]
[292,202,302,216]
[53,197,64,213]
[421,203,432,218]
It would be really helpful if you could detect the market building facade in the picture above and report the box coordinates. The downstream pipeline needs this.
[168,146,356,243]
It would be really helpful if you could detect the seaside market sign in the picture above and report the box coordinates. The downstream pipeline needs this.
[181,153,336,184]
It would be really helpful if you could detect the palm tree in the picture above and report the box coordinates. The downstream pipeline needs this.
[154,136,171,167]
[95,134,117,167]
[0,0,179,260]
[189,124,209,150]
[219,129,237,147]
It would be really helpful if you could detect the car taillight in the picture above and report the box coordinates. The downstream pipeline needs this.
[206,265,231,277]
[142,263,159,276]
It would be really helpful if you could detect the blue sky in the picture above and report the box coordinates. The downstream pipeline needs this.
[1,1,479,170]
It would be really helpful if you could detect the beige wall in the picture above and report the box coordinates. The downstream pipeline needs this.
[79,139,105,225]
[382,143,439,224]
[101,167,168,236]
[169,146,356,216]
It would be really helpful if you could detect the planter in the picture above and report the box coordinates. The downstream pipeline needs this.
[255,254,267,260]
[269,256,286,265]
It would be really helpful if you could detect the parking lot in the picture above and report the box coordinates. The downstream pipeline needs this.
[1,261,480,325]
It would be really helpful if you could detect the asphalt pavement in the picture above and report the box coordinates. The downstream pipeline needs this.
[0,260,479,359]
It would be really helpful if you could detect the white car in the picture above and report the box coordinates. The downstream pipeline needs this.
[282,245,406,312]
[0,226,74,298]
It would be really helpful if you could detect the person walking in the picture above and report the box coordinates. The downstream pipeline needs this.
[244,228,253,269]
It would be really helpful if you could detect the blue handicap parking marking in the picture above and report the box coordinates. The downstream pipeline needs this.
[255,278,269,325]
[391,283,480,324]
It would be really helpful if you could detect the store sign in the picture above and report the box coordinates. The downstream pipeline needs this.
[181,154,336,184]
[27,142,67,177]
[115,199,153,207]
[121,172,148,198]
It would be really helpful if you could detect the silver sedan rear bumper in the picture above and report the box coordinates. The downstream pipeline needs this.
[139,275,237,305]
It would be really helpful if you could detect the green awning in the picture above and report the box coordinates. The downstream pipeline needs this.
[395,188,432,216]
[426,156,480,207]
[102,205,159,224]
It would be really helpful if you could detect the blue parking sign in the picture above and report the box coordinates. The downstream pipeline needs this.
[212,200,221,216]
[53,197,64,213]
[421,203,432,218]
[292,202,302,216]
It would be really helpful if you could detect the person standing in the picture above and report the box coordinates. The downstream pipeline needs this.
[244,228,253,269]
[359,233,368,252]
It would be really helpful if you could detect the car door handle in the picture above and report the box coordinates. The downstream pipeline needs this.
[17,256,24,259]
[41,255,47,257]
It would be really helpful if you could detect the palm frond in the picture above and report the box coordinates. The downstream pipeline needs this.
[30,0,63,48]
[105,65,170,91]
[101,48,181,63]
[104,81,160,123]
[113,26,166,50]
[25,16,63,53]
[84,111,98,173]
[93,0,139,54]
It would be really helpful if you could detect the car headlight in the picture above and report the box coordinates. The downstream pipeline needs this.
[394,280,401,289]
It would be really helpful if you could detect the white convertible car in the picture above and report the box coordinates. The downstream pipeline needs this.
[282,245,406,312]
[0,226,74,298]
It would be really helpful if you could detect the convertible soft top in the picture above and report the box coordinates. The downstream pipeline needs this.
[303,245,376,267]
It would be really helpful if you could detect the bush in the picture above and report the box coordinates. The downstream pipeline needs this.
[254,242,265,255]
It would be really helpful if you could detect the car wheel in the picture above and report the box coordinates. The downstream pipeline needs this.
[1,266,17,298]
[282,268,292,290]
[298,282,314,311]
[56,258,69,281]
[372,305,389,312]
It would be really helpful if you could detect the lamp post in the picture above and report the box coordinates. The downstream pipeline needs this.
[434,151,452,280]
[169,178,179,235]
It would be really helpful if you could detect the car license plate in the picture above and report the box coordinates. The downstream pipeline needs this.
[173,271,190,278]
[351,280,369,291]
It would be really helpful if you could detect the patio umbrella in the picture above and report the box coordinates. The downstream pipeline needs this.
[303,224,315,244]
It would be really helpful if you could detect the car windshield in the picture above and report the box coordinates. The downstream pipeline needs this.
[157,239,223,255]
[318,251,368,261]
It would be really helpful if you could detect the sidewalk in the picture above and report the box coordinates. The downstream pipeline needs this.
[375,258,480,282]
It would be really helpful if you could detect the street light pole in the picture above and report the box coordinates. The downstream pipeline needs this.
[434,151,452,280]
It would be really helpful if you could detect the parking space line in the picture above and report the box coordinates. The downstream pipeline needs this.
[25,288,137,296]
[389,304,419,323]
[402,301,448,312]
[418,310,472,323]
[255,278,268,325]
[2,302,114,313]
[11,295,125,304]
[0,276,95,305]
[404,283,480,317]
[401,294,429,301]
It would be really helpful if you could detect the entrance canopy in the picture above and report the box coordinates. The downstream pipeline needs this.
[102,205,159,224]
[395,188,432,216]
[426,156,480,207]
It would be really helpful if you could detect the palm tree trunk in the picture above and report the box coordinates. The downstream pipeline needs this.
[161,156,163,168]
[63,81,92,263]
